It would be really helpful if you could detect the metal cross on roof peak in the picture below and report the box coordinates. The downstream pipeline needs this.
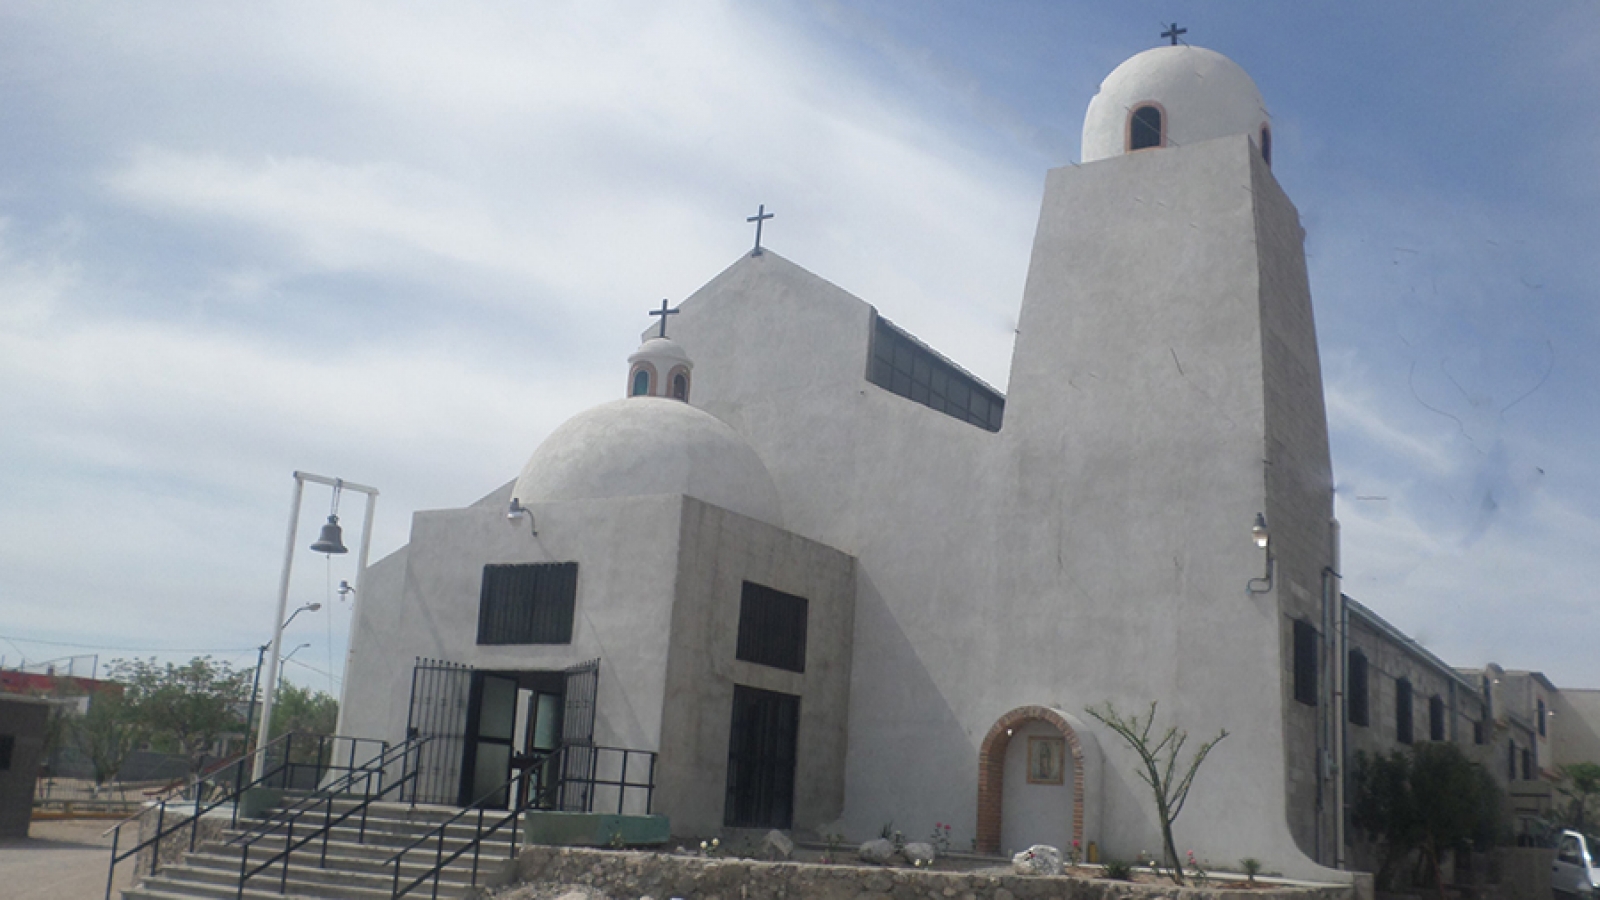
[649,299,679,339]
[746,203,774,257]
[1161,22,1187,46]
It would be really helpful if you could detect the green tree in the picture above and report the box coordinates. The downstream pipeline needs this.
[110,656,249,775]
[270,681,338,738]
[74,689,146,786]
[1556,763,1600,832]
[1351,743,1506,896]
[1085,701,1228,886]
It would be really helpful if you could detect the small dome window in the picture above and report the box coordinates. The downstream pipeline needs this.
[1128,104,1164,151]
[1260,125,1272,166]
[631,369,651,397]
[672,372,689,401]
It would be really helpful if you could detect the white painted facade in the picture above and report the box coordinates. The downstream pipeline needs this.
[342,45,1356,881]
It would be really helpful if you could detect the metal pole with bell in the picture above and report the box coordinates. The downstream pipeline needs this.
[252,472,377,781]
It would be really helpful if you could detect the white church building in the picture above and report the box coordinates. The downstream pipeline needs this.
[341,43,1357,880]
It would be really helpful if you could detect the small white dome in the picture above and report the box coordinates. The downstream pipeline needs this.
[1081,46,1268,164]
[628,337,690,368]
[513,397,783,527]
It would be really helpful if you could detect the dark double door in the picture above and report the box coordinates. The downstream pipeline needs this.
[406,658,597,809]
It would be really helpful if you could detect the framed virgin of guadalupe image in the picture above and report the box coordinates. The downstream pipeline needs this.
[1027,736,1065,785]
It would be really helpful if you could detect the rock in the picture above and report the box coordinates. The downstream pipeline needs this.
[763,829,795,860]
[858,838,896,864]
[1010,844,1061,876]
[901,841,937,867]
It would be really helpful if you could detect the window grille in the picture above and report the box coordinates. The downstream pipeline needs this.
[1292,620,1317,706]
[1396,679,1413,744]
[1347,651,1369,726]
[477,562,578,645]
[736,582,808,673]
[868,315,1004,432]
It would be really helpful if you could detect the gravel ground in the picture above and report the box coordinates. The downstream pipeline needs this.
[0,818,136,900]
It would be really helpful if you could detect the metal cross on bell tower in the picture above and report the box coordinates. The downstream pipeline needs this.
[1161,22,1187,46]
[746,204,774,257]
[649,299,679,338]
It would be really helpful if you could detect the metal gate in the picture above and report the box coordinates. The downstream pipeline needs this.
[404,657,473,805]
[555,658,600,810]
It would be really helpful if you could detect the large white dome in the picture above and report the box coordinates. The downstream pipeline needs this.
[513,397,783,527]
[1081,46,1268,164]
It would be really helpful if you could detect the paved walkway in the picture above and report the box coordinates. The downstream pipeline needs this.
[0,818,135,900]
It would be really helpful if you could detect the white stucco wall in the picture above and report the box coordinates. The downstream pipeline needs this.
[341,488,685,755]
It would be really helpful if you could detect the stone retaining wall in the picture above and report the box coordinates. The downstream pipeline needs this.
[511,846,1358,900]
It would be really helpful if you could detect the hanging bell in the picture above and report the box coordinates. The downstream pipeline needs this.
[310,515,348,554]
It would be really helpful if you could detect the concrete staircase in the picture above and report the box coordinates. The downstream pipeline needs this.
[122,799,521,900]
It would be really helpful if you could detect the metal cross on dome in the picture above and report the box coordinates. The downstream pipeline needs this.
[746,203,774,257]
[649,298,679,338]
[1161,22,1187,46]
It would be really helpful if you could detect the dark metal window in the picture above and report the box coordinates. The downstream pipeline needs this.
[725,684,799,829]
[0,734,12,771]
[672,373,688,401]
[1396,678,1413,744]
[631,370,650,396]
[1473,720,1485,745]
[1539,699,1547,737]
[1260,125,1272,166]
[1292,620,1317,706]
[736,582,808,673]
[1130,105,1163,150]
[868,315,1004,432]
[1508,740,1517,780]
[1348,651,1369,726]
[1523,748,1532,781]
[1429,695,1445,741]
[477,562,578,645]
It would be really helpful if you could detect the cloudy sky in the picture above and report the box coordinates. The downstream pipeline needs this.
[2,2,1597,698]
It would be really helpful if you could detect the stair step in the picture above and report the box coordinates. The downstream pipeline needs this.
[137,866,477,900]
[122,795,520,900]
[183,848,512,879]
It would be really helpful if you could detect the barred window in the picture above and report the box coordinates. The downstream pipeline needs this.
[1396,679,1413,744]
[736,582,808,673]
[868,315,1003,432]
[477,562,578,645]
[1348,651,1369,726]
[1293,620,1317,706]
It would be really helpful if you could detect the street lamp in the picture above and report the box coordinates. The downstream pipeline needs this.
[252,472,378,780]
[246,603,320,754]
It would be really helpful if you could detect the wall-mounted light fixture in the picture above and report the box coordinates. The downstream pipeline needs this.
[1247,512,1275,593]
[508,497,537,535]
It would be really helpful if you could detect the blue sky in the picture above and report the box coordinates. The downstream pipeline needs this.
[1,2,1596,695]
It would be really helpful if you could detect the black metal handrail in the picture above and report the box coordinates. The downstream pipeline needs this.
[102,732,386,900]
[387,779,527,900]
[388,742,657,900]
[231,735,434,898]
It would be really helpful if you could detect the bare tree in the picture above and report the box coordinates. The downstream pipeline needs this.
[1085,701,1228,886]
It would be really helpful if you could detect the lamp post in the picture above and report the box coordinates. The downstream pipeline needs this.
[246,603,320,755]
[253,471,378,781]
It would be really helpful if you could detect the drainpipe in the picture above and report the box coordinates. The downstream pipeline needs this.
[1329,518,1346,868]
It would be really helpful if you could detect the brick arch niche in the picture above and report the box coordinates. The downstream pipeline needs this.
[976,705,1098,855]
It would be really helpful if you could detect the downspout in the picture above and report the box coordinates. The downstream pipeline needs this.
[1329,517,1346,868]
